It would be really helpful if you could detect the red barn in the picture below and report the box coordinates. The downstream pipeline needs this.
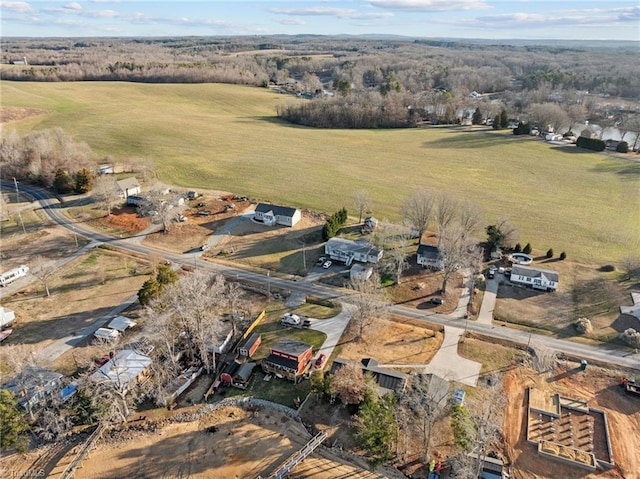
[261,339,313,381]
[238,333,261,358]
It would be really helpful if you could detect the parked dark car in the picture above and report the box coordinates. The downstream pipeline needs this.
[430,296,444,305]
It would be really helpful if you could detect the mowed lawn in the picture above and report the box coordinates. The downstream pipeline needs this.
[2,81,639,262]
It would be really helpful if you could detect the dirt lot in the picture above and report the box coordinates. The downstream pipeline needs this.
[62,405,380,479]
[0,106,47,123]
[503,362,640,479]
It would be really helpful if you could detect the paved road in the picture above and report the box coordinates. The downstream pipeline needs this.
[4,181,640,372]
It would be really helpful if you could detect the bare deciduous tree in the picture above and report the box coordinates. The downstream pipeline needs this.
[92,174,120,216]
[528,102,570,134]
[348,271,389,342]
[353,189,371,224]
[458,200,484,241]
[438,224,481,294]
[330,362,366,405]
[621,255,640,281]
[402,188,436,241]
[399,373,450,460]
[373,223,411,285]
[31,255,56,297]
[435,192,460,231]
[142,189,187,234]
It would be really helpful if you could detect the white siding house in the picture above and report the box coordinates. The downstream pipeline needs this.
[510,265,559,291]
[254,203,301,227]
[325,238,382,266]
[417,244,444,270]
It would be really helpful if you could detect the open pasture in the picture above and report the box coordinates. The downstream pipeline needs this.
[2,81,638,262]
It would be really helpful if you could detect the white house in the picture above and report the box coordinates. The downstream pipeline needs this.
[417,244,444,270]
[325,238,383,266]
[510,265,559,292]
[116,177,141,199]
[254,203,301,227]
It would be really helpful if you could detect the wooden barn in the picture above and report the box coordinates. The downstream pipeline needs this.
[261,339,313,381]
[238,333,261,358]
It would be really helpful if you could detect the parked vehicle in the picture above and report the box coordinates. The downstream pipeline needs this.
[322,260,332,269]
[430,296,444,305]
[316,256,327,265]
[200,243,210,251]
[315,353,327,368]
[621,377,640,398]
[281,313,311,329]
[0,265,29,287]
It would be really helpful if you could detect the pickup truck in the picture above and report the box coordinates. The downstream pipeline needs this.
[281,313,311,329]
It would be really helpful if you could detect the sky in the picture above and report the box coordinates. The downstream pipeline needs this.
[1,0,639,41]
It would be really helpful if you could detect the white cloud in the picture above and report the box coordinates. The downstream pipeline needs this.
[278,17,307,26]
[62,2,83,11]
[270,6,393,20]
[1,1,33,14]
[367,0,490,11]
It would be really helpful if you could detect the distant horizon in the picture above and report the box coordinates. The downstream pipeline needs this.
[1,1,638,41]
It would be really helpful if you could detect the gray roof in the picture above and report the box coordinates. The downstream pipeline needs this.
[417,244,440,259]
[255,203,299,218]
[116,177,140,190]
[235,362,256,382]
[326,238,381,258]
[271,339,312,357]
[3,367,63,408]
[511,265,559,282]
[331,357,408,394]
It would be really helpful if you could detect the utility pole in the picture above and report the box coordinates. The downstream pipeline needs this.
[267,271,271,297]
[13,177,19,201]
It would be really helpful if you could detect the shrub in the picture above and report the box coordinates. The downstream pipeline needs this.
[514,243,522,253]
[560,252,567,260]
[576,136,605,151]
[621,328,640,348]
[574,317,592,334]
[598,264,616,272]
[523,243,532,254]
[546,248,554,259]
[616,141,629,153]
[513,122,531,135]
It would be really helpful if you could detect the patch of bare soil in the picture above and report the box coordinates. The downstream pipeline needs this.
[72,405,377,479]
[339,316,444,370]
[503,363,640,479]
[97,207,150,234]
[0,106,48,123]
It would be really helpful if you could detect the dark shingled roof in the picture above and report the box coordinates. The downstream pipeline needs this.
[417,244,440,259]
[263,354,300,371]
[271,339,312,357]
[239,333,260,352]
[331,357,408,395]
[255,203,299,218]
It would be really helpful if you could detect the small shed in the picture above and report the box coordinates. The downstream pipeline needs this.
[107,316,137,332]
[238,333,261,358]
[233,362,256,388]
[0,306,16,329]
[221,360,240,385]
[116,177,141,199]
[350,264,373,281]
[94,327,120,342]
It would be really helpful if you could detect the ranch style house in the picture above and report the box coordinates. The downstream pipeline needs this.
[254,203,302,227]
[510,265,559,292]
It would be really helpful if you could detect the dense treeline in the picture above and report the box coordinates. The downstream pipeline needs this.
[0,128,95,189]
[2,36,638,132]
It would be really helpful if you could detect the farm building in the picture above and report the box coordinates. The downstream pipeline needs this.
[254,203,301,227]
[2,367,64,412]
[238,333,261,358]
[107,316,137,332]
[510,265,559,291]
[350,264,373,281]
[325,238,383,266]
[91,349,152,392]
[261,339,313,381]
[116,177,141,199]
[330,357,409,396]
[417,244,444,270]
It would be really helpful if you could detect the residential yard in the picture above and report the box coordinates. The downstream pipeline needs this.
[493,254,638,346]
[0,247,150,354]
[212,212,326,275]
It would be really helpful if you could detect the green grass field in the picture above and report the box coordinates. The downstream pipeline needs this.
[2,81,639,262]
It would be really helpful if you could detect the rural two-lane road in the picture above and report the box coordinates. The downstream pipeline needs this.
[3,181,639,372]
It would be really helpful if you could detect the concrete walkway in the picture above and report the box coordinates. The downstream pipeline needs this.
[448,269,473,320]
[423,325,482,387]
[477,273,501,325]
